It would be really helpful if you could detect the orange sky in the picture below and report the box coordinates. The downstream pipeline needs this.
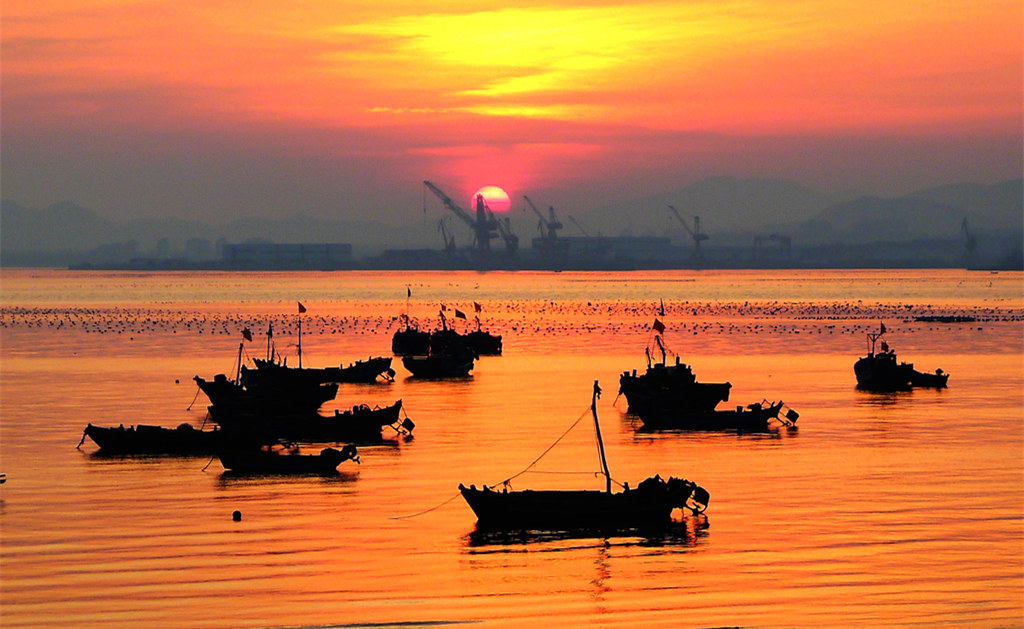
[2,0,1021,223]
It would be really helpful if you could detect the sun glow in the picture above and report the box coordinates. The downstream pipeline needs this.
[471,186,511,213]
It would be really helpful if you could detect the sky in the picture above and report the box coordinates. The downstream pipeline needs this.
[2,0,1022,226]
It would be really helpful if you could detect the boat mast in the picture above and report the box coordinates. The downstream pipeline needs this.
[297,317,303,369]
[235,342,244,385]
[591,380,612,494]
[266,323,273,362]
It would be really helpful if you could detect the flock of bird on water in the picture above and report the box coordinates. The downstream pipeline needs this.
[5,294,1018,532]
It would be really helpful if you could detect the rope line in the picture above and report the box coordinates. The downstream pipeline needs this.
[498,403,592,486]
[391,491,462,520]
[392,402,596,520]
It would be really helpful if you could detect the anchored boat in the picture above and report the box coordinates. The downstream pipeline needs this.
[459,381,709,530]
[854,323,949,391]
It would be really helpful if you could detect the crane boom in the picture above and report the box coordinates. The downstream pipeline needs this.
[568,215,591,237]
[423,180,497,252]
[524,196,563,240]
[667,205,708,262]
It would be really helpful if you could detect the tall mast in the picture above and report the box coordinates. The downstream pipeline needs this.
[297,317,303,369]
[235,342,244,384]
[591,380,611,494]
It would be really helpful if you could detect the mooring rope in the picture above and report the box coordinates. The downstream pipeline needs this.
[391,402,596,520]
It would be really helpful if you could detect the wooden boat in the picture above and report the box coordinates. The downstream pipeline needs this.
[635,400,798,432]
[430,310,502,355]
[459,381,709,529]
[243,356,395,386]
[195,372,338,414]
[854,325,949,391]
[402,335,477,378]
[618,352,731,414]
[402,351,475,378]
[392,314,431,355]
[244,321,395,385]
[78,423,230,454]
[208,400,411,442]
[218,444,360,474]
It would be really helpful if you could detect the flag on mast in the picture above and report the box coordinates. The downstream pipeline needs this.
[474,301,482,312]
[241,327,253,342]
[298,302,307,313]
[652,318,666,334]
[455,309,467,319]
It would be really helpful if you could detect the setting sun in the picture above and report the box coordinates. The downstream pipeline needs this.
[471,186,511,213]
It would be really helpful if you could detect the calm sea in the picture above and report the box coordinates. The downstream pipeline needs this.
[1,269,1022,628]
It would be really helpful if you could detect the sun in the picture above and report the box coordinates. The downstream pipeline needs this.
[471,186,512,213]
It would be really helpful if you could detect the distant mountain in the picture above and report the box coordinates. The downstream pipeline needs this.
[580,176,842,240]
[797,179,1023,246]
[904,179,1023,230]
[0,199,435,265]
[3,177,1020,267]
[1,200,119,254]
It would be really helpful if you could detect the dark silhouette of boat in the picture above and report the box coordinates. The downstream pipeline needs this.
[395,308,502,356]
[431,310,503,355]
[618,343,731,415]
[392,315,431,355]
[78,423,228,454]
[218,444,360,474]
[402,329,477,378]
[208,400,411,442]
[854,324,949,391]
[194,372,339,415]
[243,355,395,386]
[459,381,709,529]
[244,321,395,384]
[635,400,798,432]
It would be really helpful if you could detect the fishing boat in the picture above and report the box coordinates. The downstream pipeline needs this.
[244,321,395,385]
[635,400,798,432]
[618,347,732,415]
[459,381,709,529]
[402,325,477,377]
[854,324,949,391]
[402,346,476,378]
[430,309,502,356]
[208,399,412,442]
[78,423,230,454]
[194,372,339,415]
[392,313,432,355]
[218,444,360,474]
[193,341,339,415]
[244,356,395,386]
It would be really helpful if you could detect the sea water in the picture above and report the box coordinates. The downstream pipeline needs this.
[1,268,1021,628]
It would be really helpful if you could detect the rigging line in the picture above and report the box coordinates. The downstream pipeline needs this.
[391,491,462,520]
[186,384,202,411]
[500,403,592,485]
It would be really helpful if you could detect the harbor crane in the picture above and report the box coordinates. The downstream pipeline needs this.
[961,217,977,259]
[523,196,563,241]
[437,218,456,254]
[667,205,709,259]
[423,180,497,254]
[568,214,592,237]
[492,213,519,255]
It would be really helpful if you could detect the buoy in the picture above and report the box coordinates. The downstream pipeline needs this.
[232,510,242,521]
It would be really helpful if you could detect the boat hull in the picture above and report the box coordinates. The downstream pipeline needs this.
[392,328,431,355]
[402,353,474,378]
[218,445,358,474]
[194,374,338,415]
[209,400,406,442]
[636,401,784,432]
[245,357,394,385]
[83,423,224,454]
[459,476,708,529]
